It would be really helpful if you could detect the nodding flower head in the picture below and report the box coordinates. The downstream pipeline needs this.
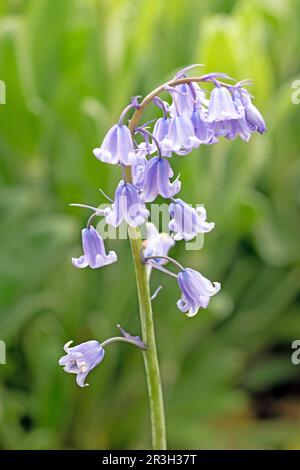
[168,83,196,116]
[177,268,221,317]
[72,226,117,269]
[160,114,201,155]
[59,340,105,387]
[202,86,244,123]
[93,124,136,165]
[169,198,215,241]
[208,88,267,141]
[238,88,267,134]
[190,109,217,145]
[105,180,149,228]
[143,222,175,265]
[59,325,145,387]
[141,157,181,202]
[153,117,172,157]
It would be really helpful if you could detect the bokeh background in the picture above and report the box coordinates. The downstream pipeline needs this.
[0,0,300,450]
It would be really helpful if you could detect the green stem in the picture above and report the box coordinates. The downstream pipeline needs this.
[128,225,167,450]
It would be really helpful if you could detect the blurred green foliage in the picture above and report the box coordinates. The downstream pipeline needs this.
[0,0,300,450]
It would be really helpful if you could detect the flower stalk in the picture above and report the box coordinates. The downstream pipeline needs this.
[124,113,166,448]
[128,225,167,449]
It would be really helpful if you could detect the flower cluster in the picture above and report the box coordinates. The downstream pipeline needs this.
[60,65,266,386]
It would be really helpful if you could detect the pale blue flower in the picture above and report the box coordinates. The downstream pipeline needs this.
[202,86,243,123]
[153,117,172,157]
[190,109,216,144]
[169,198,214,241]
[59,340,105,387]
[209,88,266,141]
[142,157,181,202]
[59,324,145,387]
[72,226,117,269]
[153,117,171,142]
[168,83,196,116]
[161,114,200,155]
[93,124,135,165]
[177,268,221,317]
[105,180,149,228]
[238,89,267,134]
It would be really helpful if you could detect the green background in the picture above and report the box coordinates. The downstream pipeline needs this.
[0,0,300,449]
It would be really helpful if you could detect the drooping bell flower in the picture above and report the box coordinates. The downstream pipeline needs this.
[222,91,252,141]
[93,124,136,165]
[72,226,117,269]
[105,180,149,228]
[143,222,175,265]
[190,109,217,144]
[153,116,171,142]
[168,83,196,116]
[169,198,215,241]
[210,88,266,141]
[59,325,145,388]
[202,86,244,123]
[160,114,201,155]
[238,88,267,134]
[141,157,181,202]
[152,117,172,157]
[59,340,105,387]
[177,268,221,317]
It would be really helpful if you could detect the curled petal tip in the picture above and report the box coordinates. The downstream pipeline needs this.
[63,340,73,352]
[92,147,101,158]
[131,95,142,107]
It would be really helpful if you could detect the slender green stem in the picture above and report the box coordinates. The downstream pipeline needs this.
[128,225,167,449]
